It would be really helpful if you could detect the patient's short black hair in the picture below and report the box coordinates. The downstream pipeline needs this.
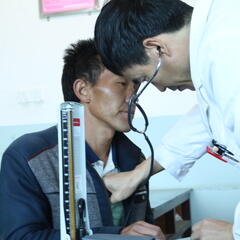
[61,39,104,102]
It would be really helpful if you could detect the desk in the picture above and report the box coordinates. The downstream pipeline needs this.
[150,189,192,240]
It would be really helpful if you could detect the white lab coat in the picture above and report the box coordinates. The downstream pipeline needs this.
[155,0,240,238]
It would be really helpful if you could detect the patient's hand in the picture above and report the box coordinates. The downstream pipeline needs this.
[191,218,233,240]
[103,158,163,203]
[121,221,166,240]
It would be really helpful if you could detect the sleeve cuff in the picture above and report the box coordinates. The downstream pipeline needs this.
[155,143,196,181]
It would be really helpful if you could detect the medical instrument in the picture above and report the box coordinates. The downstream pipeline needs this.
[58,102,92,240]
[206,139,240,169]
[128,58,161,184]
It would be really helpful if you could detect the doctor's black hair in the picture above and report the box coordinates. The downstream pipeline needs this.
[61,39,104,102]
[94,0,193,75]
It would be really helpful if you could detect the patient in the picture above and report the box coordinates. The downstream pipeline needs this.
[0,39,165,240]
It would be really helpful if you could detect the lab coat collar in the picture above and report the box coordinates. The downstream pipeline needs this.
[190,0,214,89]
[180,0,197,7]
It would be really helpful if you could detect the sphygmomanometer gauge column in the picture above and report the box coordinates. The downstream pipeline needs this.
[58,102,92,240]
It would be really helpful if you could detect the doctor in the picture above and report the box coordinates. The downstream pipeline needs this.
[94,0,240,239]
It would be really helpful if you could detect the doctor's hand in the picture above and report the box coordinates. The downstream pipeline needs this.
[103,158,163,203]
[191,218,233,240]
[121,221,166,240]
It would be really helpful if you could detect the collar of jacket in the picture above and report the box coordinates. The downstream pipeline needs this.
[85,132,142,172]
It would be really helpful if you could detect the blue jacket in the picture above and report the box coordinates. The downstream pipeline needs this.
[0,126,153,240]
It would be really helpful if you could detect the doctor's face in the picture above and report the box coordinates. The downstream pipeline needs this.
[123,58,194,92]
[123,25,194,92]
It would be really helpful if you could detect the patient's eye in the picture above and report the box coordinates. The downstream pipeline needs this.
[117,81,127,86]
[132,79,141,85]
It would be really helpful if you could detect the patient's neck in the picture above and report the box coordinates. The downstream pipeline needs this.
[85,117,115,164]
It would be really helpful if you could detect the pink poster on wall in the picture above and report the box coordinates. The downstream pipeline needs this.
[41,0,96,14]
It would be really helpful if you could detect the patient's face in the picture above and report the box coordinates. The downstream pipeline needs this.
[86,68,140,132]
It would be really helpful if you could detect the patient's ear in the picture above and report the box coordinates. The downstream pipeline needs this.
[73,79,91,104]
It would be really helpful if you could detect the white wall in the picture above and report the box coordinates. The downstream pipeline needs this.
[1,0,239,228]
[0,0,100,126]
